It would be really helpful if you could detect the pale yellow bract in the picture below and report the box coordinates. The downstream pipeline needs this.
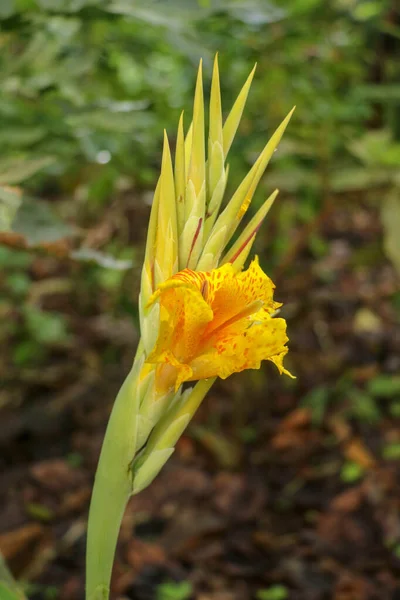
[147,258,293,392]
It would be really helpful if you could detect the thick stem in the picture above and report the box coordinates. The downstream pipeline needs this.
[86,359,141,600]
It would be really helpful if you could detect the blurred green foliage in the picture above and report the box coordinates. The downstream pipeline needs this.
[0,0,397,198]
[0,0,399,378]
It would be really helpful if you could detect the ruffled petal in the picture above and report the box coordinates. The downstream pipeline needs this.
[204,257,278,334]
[146,259,293,391]
[189,317,293,381]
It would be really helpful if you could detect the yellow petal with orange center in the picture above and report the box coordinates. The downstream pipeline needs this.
[146,258,293,391]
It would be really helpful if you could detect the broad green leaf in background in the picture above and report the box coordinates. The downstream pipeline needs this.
[0,0,15,19]
[381,189,400,276]
[12,198,74,245]
[368,374,400,398]
[0,157,54,186]
[0,186,22,231]
[349,130,400,167]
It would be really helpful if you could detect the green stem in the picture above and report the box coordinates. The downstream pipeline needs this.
[86,358,141,600]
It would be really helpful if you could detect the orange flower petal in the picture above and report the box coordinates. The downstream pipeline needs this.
[190,317,293,381]
[146,258,293,391]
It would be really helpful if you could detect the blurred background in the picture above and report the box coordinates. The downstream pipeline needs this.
[1,1,400,599]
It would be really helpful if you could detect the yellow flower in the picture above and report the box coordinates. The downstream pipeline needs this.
[146,257,293,392]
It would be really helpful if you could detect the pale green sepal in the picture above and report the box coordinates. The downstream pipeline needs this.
[179,214,204,270]
[153,258,164,288]
[223,64,256,157]
[204,164,227,239]
[139,391,175,437]
[139,268,152,313]
[132,448,174,495]
[184,122,193,180]
[137,365,155,402]
[184,178,197,223]
[135,414,155,453]
[205,140,226,236]
[140,301,160,356]
[181,176,205,269]
[143,379,215,460]
[151,413,191,452]
[196,225,227,271]
[195,253,217,272]
[208,141,225,202]
[162,220,178,279]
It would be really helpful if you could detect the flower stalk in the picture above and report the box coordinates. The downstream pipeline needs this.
[86,55,294,600]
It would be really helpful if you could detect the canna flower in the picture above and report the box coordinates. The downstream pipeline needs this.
[146,258,293,392]
[86,55,296,600]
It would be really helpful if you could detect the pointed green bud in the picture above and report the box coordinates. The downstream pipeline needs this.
[141,179,160,291]
[184,121,193,181]
[203,108,295,261]
[132,448,174,494]
[196,224,227,271]
[179,212,204,270]
[140,179,160,353]
[154,131,178,284]
[208,55,223,202]
[188,60,205,197]
[222,189,279,271]
[223,64,257,157]
[139,379,214,466]
[175,112,186,237]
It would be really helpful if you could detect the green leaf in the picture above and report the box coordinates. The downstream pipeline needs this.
[0,583,22,600]
[349,390,381,423]
[368,375,400,399]
[357,84,400,102]
[24,306,70,345]
[12,198,73,245]
[156,580,193,600]
[0,186,22,231]
[381,189,400,276]
[383,443,400,461]
[132,448,174,494]
[301,386,331,424]
[0,0,16,18]
[256,585,289,600]
[0,157,54,185]
[341,461,365,483]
